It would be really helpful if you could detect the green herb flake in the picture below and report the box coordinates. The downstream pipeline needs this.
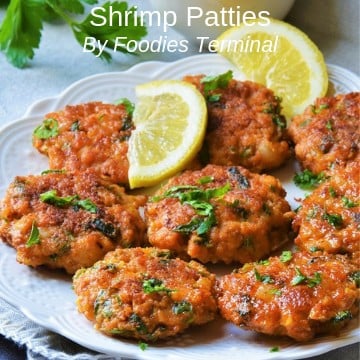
[342,196,358,208]
[26,222,40,247]
[332,310,352,323]
[200,70,233,101]
[75,198,98,213]
[323,212,343,228]
[349,271,360,288]
[138,341,148,351]
[198,176,214,185]
[254,268,274,284]
[172,301,193,315]
[142,278,172,294]
[115,97,135,116]
[329,187,337,197]
[70,120,80,131]
[279,250,293,263]
[269,346,280,352]
[291,268,322,288]
[293,169,327,190]
[311,103,329,114]
[269,289,282,296]
[325,120,333,130]
[33,118,59,139]
[41,169,66,175]
[40,190,78,207]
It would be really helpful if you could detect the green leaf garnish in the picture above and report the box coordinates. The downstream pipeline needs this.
[138,341,148,351]
[115,97,135,116]
[322,212,343,228]
[172,301,193,315]
[332,310,352,323]
[291,267,322,287]
[33,118,59,139]
[26,222,40,247]
[142,278,172,294]
[293,169,327,190]
[342,196,358,208]
[279,250,292,263]
[254,268,274,284]
[200,70,233,101]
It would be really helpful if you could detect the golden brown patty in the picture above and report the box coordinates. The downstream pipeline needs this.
[32,102,133,186]
[288,92,360,175]
[216,251,359,341]
[183,74,291,172]
[0,171,147,274]
[145,164,293,264]
[73,247,217,341]
[293,160,360,265]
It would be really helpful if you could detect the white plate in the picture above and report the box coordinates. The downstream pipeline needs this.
[0,54,359,360]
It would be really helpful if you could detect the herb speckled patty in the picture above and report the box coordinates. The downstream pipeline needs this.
[145,164,293,264]
[32,101,134,186]
[73,247,217,341]
[184,74,291,172]
[216,251,359,341]
[288,92,359,175]
[293,160,360,264]
[0,170,147,274]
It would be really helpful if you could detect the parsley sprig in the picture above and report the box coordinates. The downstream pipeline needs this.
[0,1,147,68]
[152,183,230,237]
[200,70,233,102]
[293,169,327,190]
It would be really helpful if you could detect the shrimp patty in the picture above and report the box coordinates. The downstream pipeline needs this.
[73,247,217,341]
[0,171,147,274]
[183,74,291,172]
[145,164,293,264]
[216,251,359,341]
[288,92,359,175]
[293,160,360,265]
[32,101,133,186]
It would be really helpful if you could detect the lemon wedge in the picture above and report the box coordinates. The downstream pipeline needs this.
[128,80,207,189]
[215,18,328,119]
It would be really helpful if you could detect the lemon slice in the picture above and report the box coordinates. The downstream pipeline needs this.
[128,80,207,189]
[215,18,328,119]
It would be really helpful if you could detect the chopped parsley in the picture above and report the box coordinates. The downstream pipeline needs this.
[142,278,172,294]
[349,271,360,287]
[33,118,59,139]
[332,310,352,323]
[138,341,148,351]
[200,70,233,102]
[26,222,40,247]
[279,250,293,263]
[311,103,329,114]
[70,120,80,131]
[172,301,193,315]
[115,97,135,116]
[152,183,230,237]
[40,190,98,213]
[198,176,214,185]
[342,196,358,208]
[293,169,327,190]
[322,212,343,228]
[254,268,274,284]
[291,267,322,287]
[269,346,280,352]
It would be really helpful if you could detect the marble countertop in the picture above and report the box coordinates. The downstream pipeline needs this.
[0,0,359,359]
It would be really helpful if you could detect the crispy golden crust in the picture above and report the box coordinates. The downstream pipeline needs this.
[288,93,360,175]
[216,251,359,341]
[145,164,293,264]
[73,247,217,341]
[0,171,147,274]
[32,102,133,186]
[293,161,360,265]
[183,75,291,172]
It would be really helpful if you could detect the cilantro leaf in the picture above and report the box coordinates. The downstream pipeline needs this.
[115,97,135,116]
[33,118,59,139]
[0,0,45,68]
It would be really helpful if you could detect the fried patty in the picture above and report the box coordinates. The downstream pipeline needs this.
[0,171,147,274]
[216,251,359,341]
[293,160,360,265]
[145,164,293,264]
[288,92,360,175]
[73,247,217,341]
[32,102,133,186]
[183,74,291,172]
